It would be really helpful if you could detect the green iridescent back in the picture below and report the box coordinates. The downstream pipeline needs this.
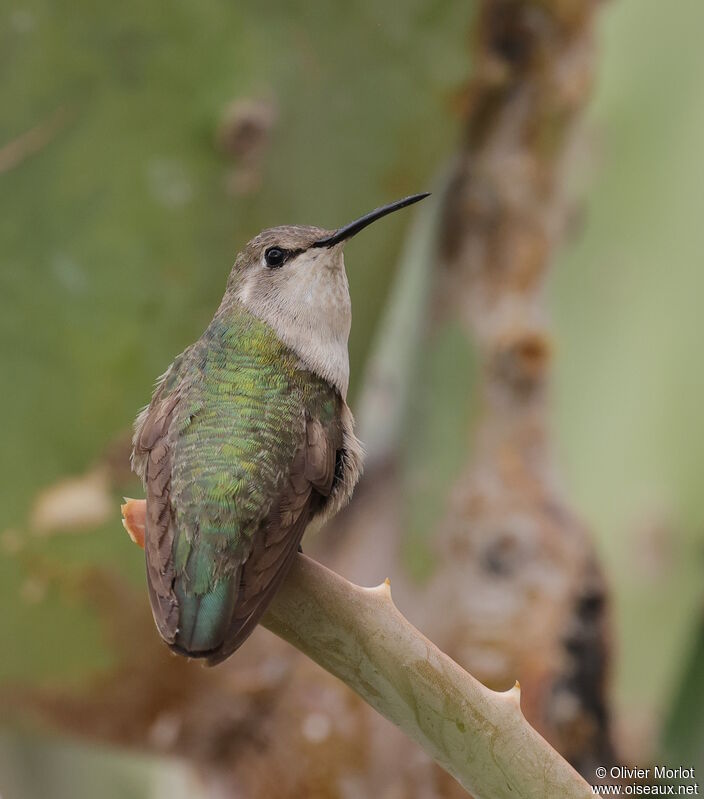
[168,304,339,589]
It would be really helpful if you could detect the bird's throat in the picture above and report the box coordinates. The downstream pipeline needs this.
[234,250,351,396]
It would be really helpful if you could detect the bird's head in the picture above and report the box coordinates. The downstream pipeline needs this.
[225,193,429,396]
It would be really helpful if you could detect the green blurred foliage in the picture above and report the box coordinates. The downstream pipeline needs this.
[0,0,467,685]
[0,732,152,799]
[551,0,704,728]
[663,611,704,778]
[402,319,478,580]
[0,1,467,793]
[1,0,704,794]
[0,731,205,799]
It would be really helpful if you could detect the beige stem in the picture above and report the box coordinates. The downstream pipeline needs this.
[263,555,591,798]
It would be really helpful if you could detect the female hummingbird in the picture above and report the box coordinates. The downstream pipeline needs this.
[131,193,429,664]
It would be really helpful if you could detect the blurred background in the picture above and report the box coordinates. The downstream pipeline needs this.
[1,0,703,796]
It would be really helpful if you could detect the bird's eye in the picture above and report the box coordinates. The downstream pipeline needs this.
[264,247,285,268]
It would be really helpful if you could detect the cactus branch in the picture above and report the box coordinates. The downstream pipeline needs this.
[122,499,590,798]
[264,555,591,798]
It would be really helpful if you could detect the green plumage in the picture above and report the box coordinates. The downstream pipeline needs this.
[136,302,342,657]
[170,310,326,574]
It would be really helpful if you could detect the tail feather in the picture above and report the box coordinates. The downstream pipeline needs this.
[172,572,238,656]
[205,529,306,666]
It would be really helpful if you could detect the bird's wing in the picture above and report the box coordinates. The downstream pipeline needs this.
[204,415,338,665]
[131,359,185,643]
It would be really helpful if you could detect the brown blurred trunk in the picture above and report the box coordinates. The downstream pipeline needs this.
[426,0,615,777]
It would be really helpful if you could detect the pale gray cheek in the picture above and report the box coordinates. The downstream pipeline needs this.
[237,281,253,306]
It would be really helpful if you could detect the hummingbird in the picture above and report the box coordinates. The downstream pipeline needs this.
[131,192,429,665]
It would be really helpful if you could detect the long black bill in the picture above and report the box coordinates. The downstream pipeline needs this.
[312,192,430,248]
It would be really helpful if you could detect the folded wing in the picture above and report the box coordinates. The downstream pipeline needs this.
[133,351,341,663]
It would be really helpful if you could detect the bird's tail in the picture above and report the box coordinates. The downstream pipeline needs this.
[170,571,239,657]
